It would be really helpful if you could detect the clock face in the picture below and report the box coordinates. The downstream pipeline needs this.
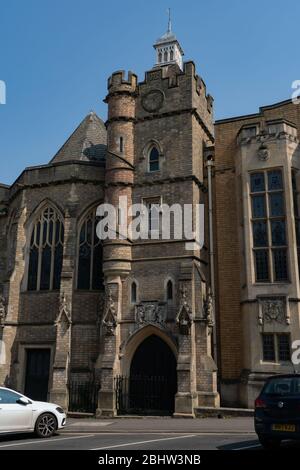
[141,90,164,113]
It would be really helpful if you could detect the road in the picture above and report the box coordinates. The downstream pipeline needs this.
[0,418,299,450]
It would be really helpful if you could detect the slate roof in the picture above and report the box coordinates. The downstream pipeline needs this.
[50,111,107,164]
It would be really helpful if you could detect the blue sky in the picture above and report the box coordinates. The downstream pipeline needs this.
[1,0,299,185]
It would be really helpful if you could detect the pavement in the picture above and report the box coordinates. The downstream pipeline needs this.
[0,417,299,450]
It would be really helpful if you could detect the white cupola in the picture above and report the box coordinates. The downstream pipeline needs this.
[153,10,184,70]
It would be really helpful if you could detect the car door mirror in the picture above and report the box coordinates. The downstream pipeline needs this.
[16,397,31,406]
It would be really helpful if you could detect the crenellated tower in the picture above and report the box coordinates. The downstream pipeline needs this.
[97,71,137,416]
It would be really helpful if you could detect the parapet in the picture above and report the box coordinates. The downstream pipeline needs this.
[107,70,138,94]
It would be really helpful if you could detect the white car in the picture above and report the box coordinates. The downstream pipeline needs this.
[0,386,66,438]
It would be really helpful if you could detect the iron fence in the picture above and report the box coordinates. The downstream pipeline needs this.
[68,380,100,413]
[115,375,174,415]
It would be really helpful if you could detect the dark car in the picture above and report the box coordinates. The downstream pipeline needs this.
[255,374,300,448]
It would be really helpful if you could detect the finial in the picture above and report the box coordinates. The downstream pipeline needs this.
[167,8,171,33]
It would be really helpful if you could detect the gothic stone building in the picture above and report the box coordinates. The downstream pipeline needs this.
[0,28,300,415]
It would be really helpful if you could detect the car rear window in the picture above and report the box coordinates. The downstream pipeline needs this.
[263,377,300,396]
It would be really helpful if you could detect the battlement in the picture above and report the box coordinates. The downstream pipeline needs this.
[139,61,213,113]
[108,70,138,93]
[238,118,298,146]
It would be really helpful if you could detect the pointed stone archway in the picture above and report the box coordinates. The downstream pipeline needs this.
[118,326,178,415]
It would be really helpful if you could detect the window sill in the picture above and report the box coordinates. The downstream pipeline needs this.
[254,281,291,286]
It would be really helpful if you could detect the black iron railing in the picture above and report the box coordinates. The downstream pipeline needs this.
[115,375,174,415]
[68,380,100,413]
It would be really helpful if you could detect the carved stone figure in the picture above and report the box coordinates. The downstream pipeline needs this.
[176,284,192,334]
[102,286,117,335]
[55,292,72,328]
[203,288,214,327]
[0,295,6,328]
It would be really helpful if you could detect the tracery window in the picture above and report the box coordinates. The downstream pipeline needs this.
[77,208,104,290]
[28,206,64,291]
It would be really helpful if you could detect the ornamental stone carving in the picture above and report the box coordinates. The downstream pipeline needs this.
[0,295,7,328]
[55,292,72,328]
[203,288,214,327]
[258,298,289,325]
[135,301,166,325]
[102,286,117,336]
[257,144,270,161]
[176,284,192,335]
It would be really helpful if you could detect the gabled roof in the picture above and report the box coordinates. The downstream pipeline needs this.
[50,111,107,164]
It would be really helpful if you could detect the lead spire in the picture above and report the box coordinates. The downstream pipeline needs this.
[167,8,171,33]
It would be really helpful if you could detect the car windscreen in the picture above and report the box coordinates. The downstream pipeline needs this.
[263,377,300,396]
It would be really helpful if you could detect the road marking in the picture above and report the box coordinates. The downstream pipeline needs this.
[233,443,261,451]
[91,434,197,450]
[0,433,95,449]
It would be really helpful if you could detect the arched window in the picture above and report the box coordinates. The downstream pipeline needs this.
[167,280,173,301]
[119,136,124,153]
[131,281,137,304]
[158,52,162,63]
[28,206,64,291]
[149,146,160,172]
[170,50,174,61]
[164,50,168,62]
[77,208,104,290]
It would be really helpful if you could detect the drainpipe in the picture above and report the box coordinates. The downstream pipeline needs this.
[206,155,218,366]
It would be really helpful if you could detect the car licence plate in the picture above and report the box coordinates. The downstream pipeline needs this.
[272,424,296,432]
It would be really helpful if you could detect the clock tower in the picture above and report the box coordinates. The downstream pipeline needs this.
[97,28,219,417]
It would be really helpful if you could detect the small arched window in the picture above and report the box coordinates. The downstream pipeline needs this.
[170,50,174,61]
[131,281,137,303]
[119,136,124,153]
[164,50,168,62]
[158,52,162,63]
[167,280,173,301]
[77,208,104,290]
[28,206,64,291]
[149,147,160,172]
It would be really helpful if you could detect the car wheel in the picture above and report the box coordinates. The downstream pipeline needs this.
[258,436,281,449]
[35,413,57,438]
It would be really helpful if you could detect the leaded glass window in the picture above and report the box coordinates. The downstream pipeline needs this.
[292,170,300,278]
[278,334,291,361]
[262,334,275,361]
[149,147,160,172]
[77,209,104,290]
[250,169,288,282]
[262,333,291,362]
[28,206,64,291]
